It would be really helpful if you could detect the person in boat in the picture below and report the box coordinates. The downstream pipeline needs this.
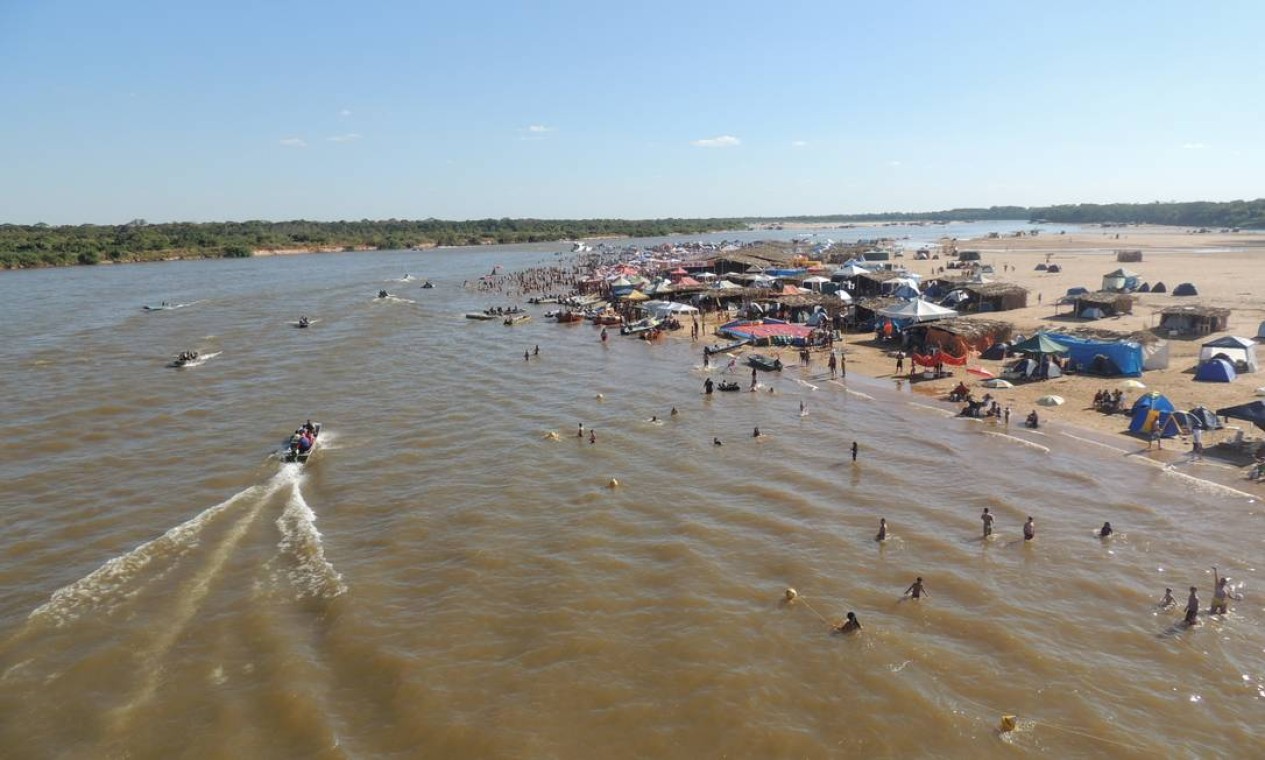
[304,420,315,434]
[299,316,310,326]
[296,433,313,455]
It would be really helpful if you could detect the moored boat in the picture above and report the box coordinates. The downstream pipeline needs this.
[704,339,750,355]
[465,312,497,320]
[555,311,585,323]
[747,353,783,371]
[504,314,531,325]
[620,316,661,336]
[717,380,742,392]
[283,421,321,463]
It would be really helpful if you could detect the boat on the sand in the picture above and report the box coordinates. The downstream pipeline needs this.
[747,353,783,371]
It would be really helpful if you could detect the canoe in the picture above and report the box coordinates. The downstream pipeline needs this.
[283,422,321,464]
[620,317,661,336]
[465,312,497,320]
[747,353,783,371]
[503,314,531,325]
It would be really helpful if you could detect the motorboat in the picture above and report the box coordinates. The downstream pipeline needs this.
[747,353,783,372]
[283,422,321,463]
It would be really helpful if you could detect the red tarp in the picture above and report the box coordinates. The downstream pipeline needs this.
[913,351,967,367]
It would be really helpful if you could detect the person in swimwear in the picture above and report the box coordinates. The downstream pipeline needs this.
[875,518,887,542]
[835,611,861,633]
[904,577,928,599]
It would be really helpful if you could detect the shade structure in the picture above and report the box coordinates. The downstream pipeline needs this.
[875,298,958,323]
[1120,379,1147,389]
[1036,395,1065,407]
[1011,333,1070,355]
[1216,400,1265,430]
[983,378,1014,388]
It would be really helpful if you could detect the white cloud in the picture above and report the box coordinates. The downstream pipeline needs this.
[527,124,554,133]
[279,137,307,148]
[791,140,808,148]
[691,135,740,148]
[339,108,352,117]
[1182,142,1207,150]
[327,133,362,143]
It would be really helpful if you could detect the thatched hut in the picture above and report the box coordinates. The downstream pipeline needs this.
[851,270,902,298]
[1158,304,1230,336]
[1073,291,1134,317]
[910,317,1014,355]
[961,283,1029,313]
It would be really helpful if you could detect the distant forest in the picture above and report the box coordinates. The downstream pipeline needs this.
[2,198,1263,269]
[0,217,744,269]
[770,199,1265,228]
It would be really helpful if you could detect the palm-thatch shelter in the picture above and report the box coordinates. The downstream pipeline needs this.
[1158,304,1230,336]
[1072,291,1133,317]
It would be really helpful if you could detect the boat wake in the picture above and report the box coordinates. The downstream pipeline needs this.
[273,484,347,599]
[170,350,221,369]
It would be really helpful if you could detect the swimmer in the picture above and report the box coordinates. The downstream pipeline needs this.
[904,577,928,599]
[649,416,658,423]
[835,611,862,633]
[799,400,806,416]
[577,423,584,438]
[713,437,723,446]
[1184,586,1199,625]
[981,507,994,537]
[1211,567,1238,614]
[1159,588,1175,609]
[1023,516,1035,541]
[589,429,596,444]
[670,407,678,417]
[1098,521,1113,538]
[851,441,858,461]
[875,518,887,542]
[753,426,762,438]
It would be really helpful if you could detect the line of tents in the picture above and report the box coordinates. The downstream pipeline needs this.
[1129,393,1265,438]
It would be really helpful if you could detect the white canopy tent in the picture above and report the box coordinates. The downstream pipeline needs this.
[1200,336,1258,372]
[876,299,958,323]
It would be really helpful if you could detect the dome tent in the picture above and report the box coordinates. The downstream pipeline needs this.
[1194,357,1236,383]
[1172,282,1199,296]
[1129,392,1174,435]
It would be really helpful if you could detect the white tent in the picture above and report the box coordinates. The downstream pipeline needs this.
[835,263,870,278]
[1200,336,1259,372]
[643,300,700,318]
[835,290,854,303]
[876,299,958,323]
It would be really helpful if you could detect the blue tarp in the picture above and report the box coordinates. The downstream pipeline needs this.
[1048,333,1144,377]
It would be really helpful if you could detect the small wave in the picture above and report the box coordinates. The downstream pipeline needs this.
[908,402,954,417]
[982,431,1050,453]
[275,484,347,599]
[1160,469,1255,501]
[1060,432,1129,454]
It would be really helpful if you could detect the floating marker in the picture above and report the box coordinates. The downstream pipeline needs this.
[785,588,798,601]
[607,478,620,489]
[999,715,1017,733]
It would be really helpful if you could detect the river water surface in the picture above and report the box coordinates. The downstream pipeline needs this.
[1,225,1262,758]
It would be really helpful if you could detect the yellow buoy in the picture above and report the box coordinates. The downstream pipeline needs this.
[607,478,620,489]
[999,715,1017,733]
[544,431,560,440]
[784,587,798,601]
[595,393,605,400]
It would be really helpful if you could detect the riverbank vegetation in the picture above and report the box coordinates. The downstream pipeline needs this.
[0,217,745,269]
[4,199,1262,269]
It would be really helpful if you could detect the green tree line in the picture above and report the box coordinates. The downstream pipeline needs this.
[0,217,745,269]
[764,199,1265,228]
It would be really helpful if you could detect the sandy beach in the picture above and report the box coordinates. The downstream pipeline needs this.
[827,225,1265,450]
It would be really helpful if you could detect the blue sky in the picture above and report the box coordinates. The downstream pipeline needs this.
[2,0,1262,224]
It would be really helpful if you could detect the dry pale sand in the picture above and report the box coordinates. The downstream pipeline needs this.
[828,225,1265,454]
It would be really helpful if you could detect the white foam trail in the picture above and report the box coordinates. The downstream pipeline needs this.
[28,470,294,627]
[840,386,873,400]
[108,470,289,728]
[982,431,1050,453]
[1160,469,1255,501]
[276,484,347,599]
[1060,432,1129,454]
[792,378,819,391]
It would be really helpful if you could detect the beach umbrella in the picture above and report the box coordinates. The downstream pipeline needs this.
[1036,395,1065,407]
[983,378,1013,388]
[1120,379,1146,389]
[967,367,996,379]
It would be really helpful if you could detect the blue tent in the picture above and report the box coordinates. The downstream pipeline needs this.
[1129,392,1174,434]
[1194,357,1236,383]
[1049,333,1144,377]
